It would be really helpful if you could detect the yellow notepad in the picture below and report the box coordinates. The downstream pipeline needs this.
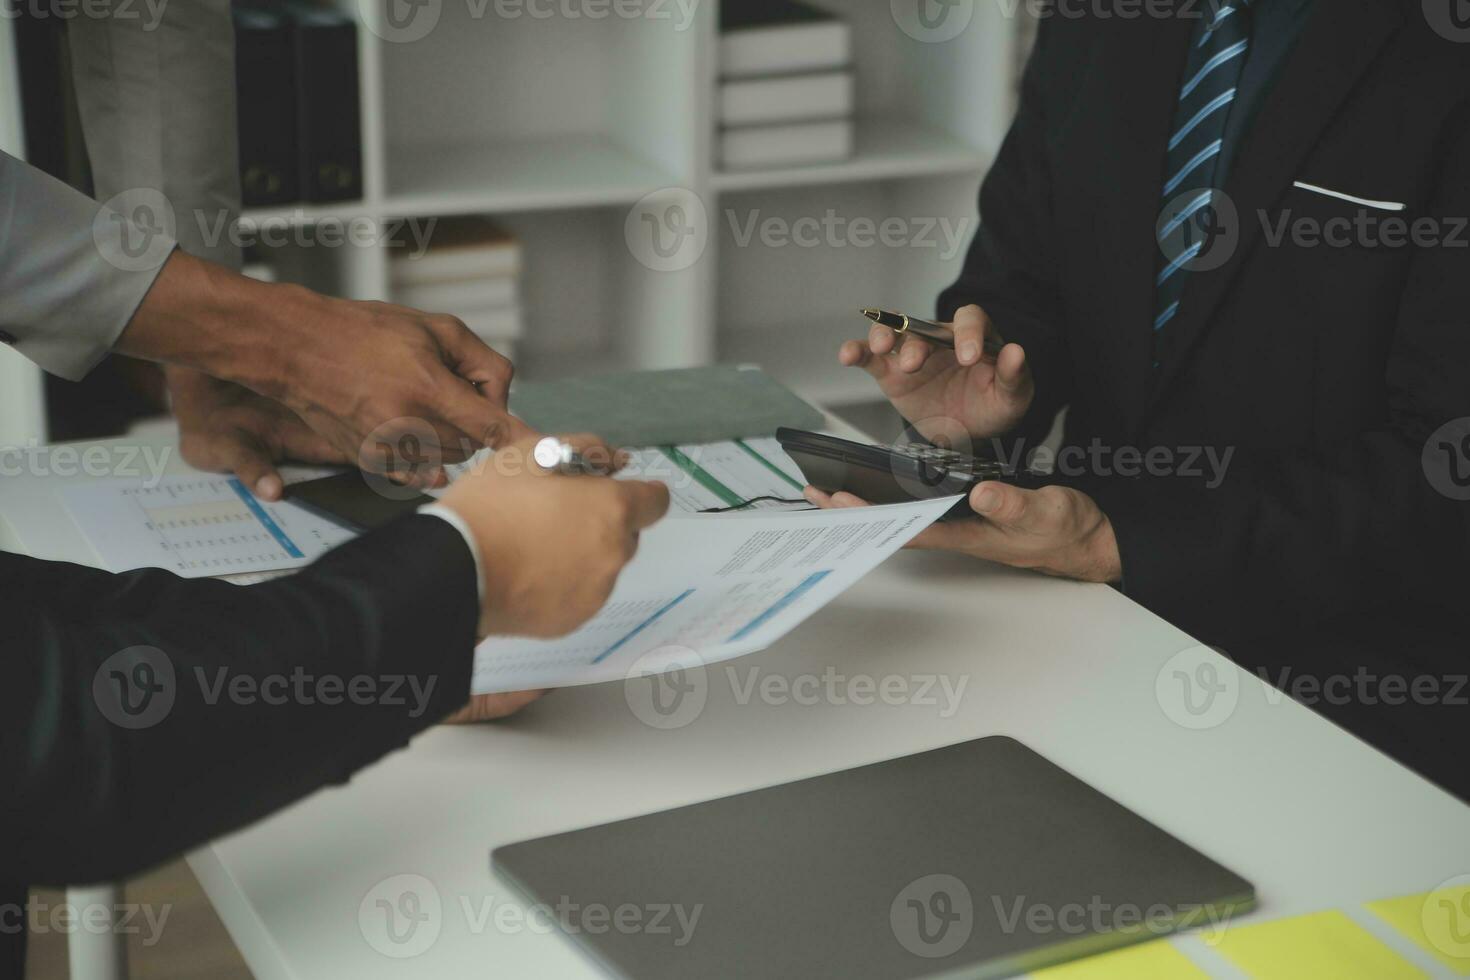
[1028,939,1209,979]
[1213,909,1425,979]
[1367,882,1470,976]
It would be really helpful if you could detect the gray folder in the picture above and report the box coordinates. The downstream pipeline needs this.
[509,364,826,448]
[492,736,1254,979]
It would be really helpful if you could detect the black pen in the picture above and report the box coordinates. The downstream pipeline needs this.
[860,308,1004,359]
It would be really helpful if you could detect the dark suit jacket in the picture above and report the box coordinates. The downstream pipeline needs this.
[939,1,1470,797]
[1,515,479,973]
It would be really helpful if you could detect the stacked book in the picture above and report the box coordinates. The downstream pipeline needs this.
[390,218,524,360]
[718,0,854,170]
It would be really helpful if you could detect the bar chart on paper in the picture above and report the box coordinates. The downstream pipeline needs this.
[471,497,957,695]
[61,475,355,578]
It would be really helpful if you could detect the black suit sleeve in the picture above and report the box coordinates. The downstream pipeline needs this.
[937,19,1073,448]
[1090,102,1470,648]
[0,514,479,886]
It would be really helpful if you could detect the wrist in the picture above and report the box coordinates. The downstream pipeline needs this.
[438,491,512,638]
[116,251,322,398]
[419,502,488,628]
[206,277,327,403]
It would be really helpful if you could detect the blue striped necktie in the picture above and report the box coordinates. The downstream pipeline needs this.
[1154,1,1254,352]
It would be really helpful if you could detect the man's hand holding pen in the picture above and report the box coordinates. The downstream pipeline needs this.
[441,433,670,642]
[842,304,1034,444]
[830,303,1122,585]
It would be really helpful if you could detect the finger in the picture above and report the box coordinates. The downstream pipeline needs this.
[499,414,539,446]
[803,486,834,507]
[619,480,672,531]
[219,431,285,501]
[827,491,872,508]
[843,340,895,387]
[994,343,1030,395]
[868,323,899,355]
[444,689,548,724]
[838,339,874,369]
[429,316,516,400]
[359,417,460,480]
[576,441,621,476]
[896,334,938,373]
[433,384,525,452]
[969,481,1032,527]
[525,433,617,475]
[371,463,444,491]
[419,319,523,451]
[951,305,993,367]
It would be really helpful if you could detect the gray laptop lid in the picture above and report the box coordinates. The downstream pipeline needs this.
[492,736,1254,979]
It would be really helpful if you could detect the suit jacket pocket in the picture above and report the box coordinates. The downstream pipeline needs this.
[1262,182,1418,252]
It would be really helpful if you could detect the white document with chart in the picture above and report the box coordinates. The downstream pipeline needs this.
[471,495,958,695]
[55,439,956,690]
[55,438,814,579]
[59,474,355,578]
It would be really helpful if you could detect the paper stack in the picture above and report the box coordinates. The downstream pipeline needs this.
[390,217,523,359]
[718,0,854,170]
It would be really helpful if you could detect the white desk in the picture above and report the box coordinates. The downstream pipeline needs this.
[5,429,1468,979]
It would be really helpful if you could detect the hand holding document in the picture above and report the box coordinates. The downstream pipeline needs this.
[471,495,958,694]
[58,429,957,696]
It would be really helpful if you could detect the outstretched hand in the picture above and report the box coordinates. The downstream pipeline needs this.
[839,304,1034,444]
[121,251,536,489]
[804,481,1122,584]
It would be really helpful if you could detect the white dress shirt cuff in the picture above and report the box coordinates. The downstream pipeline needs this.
[418,504,485,604]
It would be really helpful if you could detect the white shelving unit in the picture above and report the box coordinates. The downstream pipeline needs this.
[0,17,48,448]
[0,0,1021,446]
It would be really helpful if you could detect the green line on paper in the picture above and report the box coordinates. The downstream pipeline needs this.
[660,447,744,508]
[735,439,804,490]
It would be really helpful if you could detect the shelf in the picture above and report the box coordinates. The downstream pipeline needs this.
[238,201,377,227]
[711,117,990,194]
[383,134,681,217]
[720,316,887,407]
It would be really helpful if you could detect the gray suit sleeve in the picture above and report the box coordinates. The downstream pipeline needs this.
[0,151,176,381]
[0,0,241,382]
[68,0,243,269]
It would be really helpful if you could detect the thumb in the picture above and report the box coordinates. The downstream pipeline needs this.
[619,480,672,531]
[992,343,1030,396]
[969,481,1030,526]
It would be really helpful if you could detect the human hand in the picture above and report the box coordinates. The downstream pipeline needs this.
[440,434,672,639]
[121,252,535,487]
[443,689,549,724]
[266,291,536,485]
[169,368,350,501]
[804,481,1122,584]
[839,304,1034,443]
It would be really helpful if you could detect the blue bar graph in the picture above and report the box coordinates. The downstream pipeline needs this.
[728,571,831,643]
